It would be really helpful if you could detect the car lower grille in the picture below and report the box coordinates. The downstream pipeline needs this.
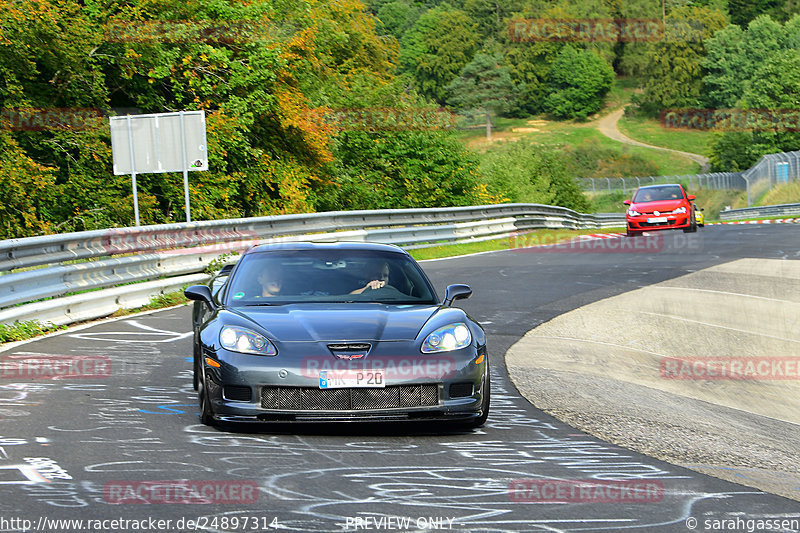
[449,382,474,398]
[260,385,439,410]
[640,220,673,227]
[223,385,252,402]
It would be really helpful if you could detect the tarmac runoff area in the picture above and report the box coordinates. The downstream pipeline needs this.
[506,258,800,502]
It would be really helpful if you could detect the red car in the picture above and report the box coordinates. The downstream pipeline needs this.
[624,184,697,237]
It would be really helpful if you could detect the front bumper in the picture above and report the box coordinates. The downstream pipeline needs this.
[626,213,691,232]
[201,345,487,424]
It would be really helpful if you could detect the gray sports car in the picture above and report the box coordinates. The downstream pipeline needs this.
[185,242,489,428]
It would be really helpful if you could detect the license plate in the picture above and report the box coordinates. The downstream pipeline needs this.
[320,370,385,389]
[647,217,668,223]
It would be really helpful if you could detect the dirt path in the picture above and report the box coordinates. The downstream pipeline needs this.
[595,107,710,172]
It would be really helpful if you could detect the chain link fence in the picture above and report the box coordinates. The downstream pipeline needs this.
[580,173,744,195]
[580,150,800,205]
[740,150,800,205]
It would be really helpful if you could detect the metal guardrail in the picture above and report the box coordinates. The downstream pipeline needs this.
[0,204,625,328]
[718,203,800,220]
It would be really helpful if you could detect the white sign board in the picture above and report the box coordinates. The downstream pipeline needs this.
[109,110,208,224]
[110,111,207,175]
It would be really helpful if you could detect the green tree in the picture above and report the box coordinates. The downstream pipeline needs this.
[728,0,784,26]
[399,4,481,103]
[317,129,483,210]
[702,15,791,108]
[544,46,614,120]
[0,132,57,239]
[634,6,728,114]
[478,140,590,211]
[375,1,421,39]
[446,52,515,138]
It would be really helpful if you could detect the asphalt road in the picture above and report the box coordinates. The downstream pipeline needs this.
[0,224,799,533]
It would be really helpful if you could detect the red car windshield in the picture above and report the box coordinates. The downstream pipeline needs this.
[633,186,684,202]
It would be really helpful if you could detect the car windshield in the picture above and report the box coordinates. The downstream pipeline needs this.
[633,186,684,202]
[223,249,438,306]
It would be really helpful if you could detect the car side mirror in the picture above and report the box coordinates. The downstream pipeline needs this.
[443,284,472,307]
[687,195,696,201]
[185,285,216,310]
[623,200,631,206]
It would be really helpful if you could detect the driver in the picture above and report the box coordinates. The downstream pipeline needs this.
[256,264,283,297]
[350,261,390,294]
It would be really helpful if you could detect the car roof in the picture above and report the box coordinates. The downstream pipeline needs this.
[242,241,409,256]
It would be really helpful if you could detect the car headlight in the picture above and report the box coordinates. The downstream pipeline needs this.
[627,209,641,217]
[421,323,471,353]
[673,207,687,214]
[219,326,277,356]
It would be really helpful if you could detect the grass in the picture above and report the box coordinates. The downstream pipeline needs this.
[457,116,702,176]
[588,190,628,214]
[758,181,800,207]
[617,113,713,156]
[0,321,67,344]
[108,290,189,318]
[603,77,641,112]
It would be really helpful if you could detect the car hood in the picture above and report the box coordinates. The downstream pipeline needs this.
[227,304,440,342]
[631,199,685,213]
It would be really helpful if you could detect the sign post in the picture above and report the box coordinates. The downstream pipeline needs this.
[110,111,208,225]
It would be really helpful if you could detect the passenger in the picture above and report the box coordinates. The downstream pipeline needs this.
[350,261,391,294]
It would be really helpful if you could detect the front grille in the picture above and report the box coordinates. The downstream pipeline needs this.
[261,385,439,410]
[223,385,252,401]
[641,221,672,227]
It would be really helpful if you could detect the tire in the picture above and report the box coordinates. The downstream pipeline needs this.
[626,229,640,237]
[198,371,216,427]
[192,336,200,391]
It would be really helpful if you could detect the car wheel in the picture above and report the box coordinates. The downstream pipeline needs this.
[198,371,216,427]
[192,336,200,391]
[626,229,640,237]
